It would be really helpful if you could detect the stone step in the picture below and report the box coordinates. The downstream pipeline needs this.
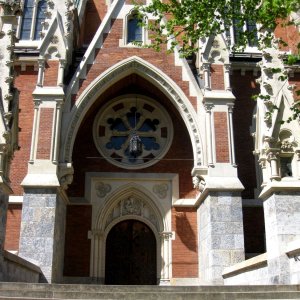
[0,283,300,300]
[1,283,300,292]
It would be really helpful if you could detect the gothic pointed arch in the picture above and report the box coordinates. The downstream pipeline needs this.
[95,183,166,234]
[61,56,203,168]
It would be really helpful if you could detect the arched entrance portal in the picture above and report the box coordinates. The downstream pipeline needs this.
[105,220,157,285]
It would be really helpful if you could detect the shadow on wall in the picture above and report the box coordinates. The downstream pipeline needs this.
[175,210,197,252]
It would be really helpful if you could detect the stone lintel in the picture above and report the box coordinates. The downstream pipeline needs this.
[203,90,235,103]
[33,87,65,98]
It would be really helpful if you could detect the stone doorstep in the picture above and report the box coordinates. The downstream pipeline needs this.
[222,253,268,279]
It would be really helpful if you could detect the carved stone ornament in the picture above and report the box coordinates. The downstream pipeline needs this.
[192,176,206,192]
[0,0,21,15]
[212,40,219,48]
[280,141,294,152]
[153,183,168,199]
[123,196,142,215]
[105,195,158,231]
[95,182,111,198]
[60,174,73,190]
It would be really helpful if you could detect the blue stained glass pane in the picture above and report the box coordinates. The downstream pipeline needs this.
[141,137,160,151]
[20,0,34,40]
[139,119,159,132]
[127,16,142,43]
[126,108,140,129]
[34,0,47,40]
[106,136,127,150]
[107,118,128,132]
[246,20,258,47]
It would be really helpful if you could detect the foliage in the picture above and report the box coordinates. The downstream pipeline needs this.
[136,0,300,57]
[136,0,300,122]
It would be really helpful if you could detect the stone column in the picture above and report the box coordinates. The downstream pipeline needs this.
[198,192,245,284]
[18,188,66,283]
[160,232,172,285]
[263,191,300,284]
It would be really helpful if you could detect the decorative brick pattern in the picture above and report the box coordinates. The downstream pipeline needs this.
[214,112,229,163]
[36,108,54,160]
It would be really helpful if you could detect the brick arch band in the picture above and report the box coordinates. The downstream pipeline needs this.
[61,56,203,167]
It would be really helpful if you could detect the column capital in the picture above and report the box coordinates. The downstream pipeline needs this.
[267,149,280,161]
[204,103,214,112]
[160,231,173,240]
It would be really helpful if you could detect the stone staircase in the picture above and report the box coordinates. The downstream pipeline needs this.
[0,283,300,299]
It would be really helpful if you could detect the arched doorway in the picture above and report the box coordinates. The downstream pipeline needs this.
[105,219,157,285]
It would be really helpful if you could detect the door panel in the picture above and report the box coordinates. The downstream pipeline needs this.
[105,220,156,285]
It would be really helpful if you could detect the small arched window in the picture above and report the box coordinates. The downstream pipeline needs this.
[127,13,142,43]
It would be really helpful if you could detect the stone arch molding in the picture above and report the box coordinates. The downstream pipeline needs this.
[95,184,166,234]
[61,56,203,167]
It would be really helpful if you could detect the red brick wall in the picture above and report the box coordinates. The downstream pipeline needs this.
[4,204,22,251]
[289,73,300,101]
[274,21,300,54]
[64,205,92,277]
[172,207,198,277]
[231,70,259,199]
[214,112,229,163]
[36,108,54,159]
[43,60,59,86]
[211,64,224,90]
[74,19,197,110]
[10,66,37,195]
[80,0,107,45]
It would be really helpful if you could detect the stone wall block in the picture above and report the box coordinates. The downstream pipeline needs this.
[230,250,245,264]
[198,192,245,284]
[234,234,244,249]
[19,189,66,283]
[220,235,236,249]
[209,250,231,266]
[230,205,243,221]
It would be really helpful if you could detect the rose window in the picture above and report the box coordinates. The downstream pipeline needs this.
[93,95,173,169]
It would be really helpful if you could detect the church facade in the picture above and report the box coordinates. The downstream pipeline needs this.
[0,0,300,285]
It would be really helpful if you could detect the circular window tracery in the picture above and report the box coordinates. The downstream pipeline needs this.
[93,95,173,169]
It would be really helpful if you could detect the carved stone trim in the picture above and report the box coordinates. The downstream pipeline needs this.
[153,184,168,199]
[95,182,111,198]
